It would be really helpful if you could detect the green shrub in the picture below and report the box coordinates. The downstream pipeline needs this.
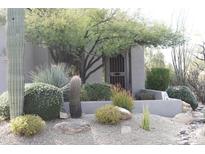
[135,90,155,100]
[166,86,198,110]
[141,106,150,131]
[81,83,112,101]
[0,83,63,120]
[111,86,134,111]
[10,115,45,136]
[95,104,121,124]
[146,68,170,91]
[30,64,70,101]
[0,92,9,119]
[24,83,63,120]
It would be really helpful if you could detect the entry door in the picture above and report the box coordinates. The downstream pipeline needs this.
[109,54,127,89]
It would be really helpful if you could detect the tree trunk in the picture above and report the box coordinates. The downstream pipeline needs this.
[7,8,25,119]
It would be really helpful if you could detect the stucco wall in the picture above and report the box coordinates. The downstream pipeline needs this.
[64,99,183,117]
[85,55,103,84]
[131,45,145,95]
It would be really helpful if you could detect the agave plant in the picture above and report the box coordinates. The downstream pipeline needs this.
[30,63,70,101]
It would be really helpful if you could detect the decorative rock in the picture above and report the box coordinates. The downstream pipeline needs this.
[60,112,70,119]
[192,118,205,123]
[182,101,191,112]
[179,130,187,135]
[115,106,132,120]
[53,119,91,134]
[173,113,193,124]
[121,126,132,134]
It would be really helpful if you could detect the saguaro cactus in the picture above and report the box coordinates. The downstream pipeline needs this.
[69,75,82,118]
[7,8,25,119]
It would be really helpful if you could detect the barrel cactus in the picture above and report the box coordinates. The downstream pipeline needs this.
[7,8,25,119]
[69,76,82,118]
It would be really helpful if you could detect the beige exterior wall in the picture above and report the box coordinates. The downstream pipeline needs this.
[130,45,145,94]
[85,56,103,84]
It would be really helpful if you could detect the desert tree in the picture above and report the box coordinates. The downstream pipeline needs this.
[25,9,184,83]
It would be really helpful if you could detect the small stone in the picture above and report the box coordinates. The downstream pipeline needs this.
[115,106,132,120]
[192,118,205,123]
[53,120,91,134]
[60,112,70,119]
[181,136,190,140]
[180,130,186,135]
[121,126,132,134]
[183,142,190,145]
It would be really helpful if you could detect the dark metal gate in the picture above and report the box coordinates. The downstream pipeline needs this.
[108,54,129,89]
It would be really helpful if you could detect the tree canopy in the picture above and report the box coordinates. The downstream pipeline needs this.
[25,8,185,83]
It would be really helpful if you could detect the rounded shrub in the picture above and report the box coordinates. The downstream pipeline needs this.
[0,83,63,120]
[24,83,63,120]
[95,104,121,124]
[111,86,134,111]
[81,83,112,101]
[0,92,9,119]
[146,68,170,91]
[10,115,45,136]
[166,86,198,110]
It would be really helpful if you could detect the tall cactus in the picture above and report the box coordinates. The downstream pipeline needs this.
[69,75,82,118]
[7,9,25,119]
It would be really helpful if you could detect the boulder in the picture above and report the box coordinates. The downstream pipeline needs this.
[115,106,132,120]
[172,113,193,124]
[59,112,70,119]
[182,101,191,112]
[53,119,91,134]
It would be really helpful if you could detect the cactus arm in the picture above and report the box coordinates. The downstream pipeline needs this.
[7,8,25,119]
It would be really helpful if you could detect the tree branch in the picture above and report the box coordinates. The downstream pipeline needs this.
[84,63,104,81]
[86,55,102,72]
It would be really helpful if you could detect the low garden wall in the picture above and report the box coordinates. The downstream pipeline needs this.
[65,99,183,117]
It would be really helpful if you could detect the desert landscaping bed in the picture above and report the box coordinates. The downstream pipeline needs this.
[0,114,186,145]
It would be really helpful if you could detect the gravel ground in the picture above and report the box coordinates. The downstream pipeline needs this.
[0,114,185,145]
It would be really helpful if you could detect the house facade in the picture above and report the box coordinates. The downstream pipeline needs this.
[0,25,145,95]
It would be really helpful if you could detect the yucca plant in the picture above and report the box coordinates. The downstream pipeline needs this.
[30,63,70,101]
[141,105,150,131]
[7,8,25,119]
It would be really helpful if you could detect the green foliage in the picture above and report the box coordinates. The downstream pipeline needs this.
[0,83,63,120]
[25,9,184,83]
[95,104,121,124]
[141,106,150,131]
[145,49,166,69]
[81,83,112,101]
[0,92,9,119]
[146,68,170,91]
[24,83,63,120]
[166,86,198,110]
[111,86,134,111]
[0,9,6,25]
[10,115,45,136]
[135,90,155,100]
[30,64,70,101]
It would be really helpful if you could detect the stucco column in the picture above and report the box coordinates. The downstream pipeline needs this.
[130,45,145,95]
